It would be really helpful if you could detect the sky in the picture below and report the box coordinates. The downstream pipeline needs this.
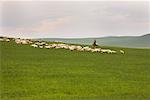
[0,0,149,38]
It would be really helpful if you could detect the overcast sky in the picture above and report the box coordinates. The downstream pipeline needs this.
[0,1,149,38]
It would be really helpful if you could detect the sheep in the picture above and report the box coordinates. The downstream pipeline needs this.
[110,50,117,54]
[91,48,100,52]
[55,46,62,49]
[45,45,52,49]
[15,39,29,44]
[69,46,76,51]
[31,44,38,48]
[39,46,43,48]
[62,45,69,49]
[40,42,46,45]
[15,39,21,44]
[0,38,10,42]
[101,49,116,54]
[21,40,28,44]
[27,40,33,44]
[0,38,4,41]
[76,46,82,51]
[107,50,117,54]
[120,50,125,54]
[101,49,111,53]
[5,39,10,42]
[56,44,69,49]
[83,46,91,51]
[51,44,57,48]
[78,48,84,51]
[34,42,41,45]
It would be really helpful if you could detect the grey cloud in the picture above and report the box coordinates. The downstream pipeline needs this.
[0,1,149,38]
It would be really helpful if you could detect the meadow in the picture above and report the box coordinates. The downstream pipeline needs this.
[0,41,150,100]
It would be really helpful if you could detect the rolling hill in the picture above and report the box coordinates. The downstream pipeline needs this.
[37,34,150,49]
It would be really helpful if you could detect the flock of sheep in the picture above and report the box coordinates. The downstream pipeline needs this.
[0,37,125,54]
[31,42,120,54]
[30,40,125,54]
[0,37,10,42]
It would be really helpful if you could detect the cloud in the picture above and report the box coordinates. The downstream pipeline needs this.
[0,1,149,38]
[1,16,74,38]
[31,16,73,33]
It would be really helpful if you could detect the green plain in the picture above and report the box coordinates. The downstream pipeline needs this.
[1,41,150,100]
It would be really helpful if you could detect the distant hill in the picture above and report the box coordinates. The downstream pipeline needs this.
[37,34,150,48]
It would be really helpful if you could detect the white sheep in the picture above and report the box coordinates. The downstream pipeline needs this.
[120,50,125,54]
[62,45,69,49]
[21,40,28,44]
[51,44,57,48]
[107,50,117,54]
[83,46,91,51]
[76,46,82,51]
[91,48,100,52]
[101,49,111,53]
[31,44,38,48]
[69,46,76,51]
[34,42,41,45]
[15,39,21,44]
[0,38,4,41]
[110,50,117,54]
[45,45,52,49]
[39,46,43,48]
[55,46,62,49]
[5,39,10,42]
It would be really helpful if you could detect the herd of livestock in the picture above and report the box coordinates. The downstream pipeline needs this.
[0,37,125,54]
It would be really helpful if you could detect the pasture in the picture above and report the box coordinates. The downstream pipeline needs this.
[0,41,150,100]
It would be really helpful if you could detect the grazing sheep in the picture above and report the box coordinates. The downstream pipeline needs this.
[0,38,10,42]
[101,49,107,53]
[110,50,117,54]
[56,44,68,49]
[31,44,38,48]
[107,50,117,54]
[45,45,52,49]
[39,46,43,48]
[101,49,111,53]
[0,38,4,41]
[15,39,31,44]
[62,45,69,49]
[76,46,82,51]
[120,50,125,54]
[34,42,41,45]
[55,46,62,49]
[78,48,84,51]
[40,42,46,45]
[5,39,10,42]
[83,46,91,51]
[51,44,57,48]
[15,39,21,44]
[69,46,76,51]
[91,48,100,52]
[21,40,28,44]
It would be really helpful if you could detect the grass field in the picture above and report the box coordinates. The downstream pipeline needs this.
[0,41,150,100]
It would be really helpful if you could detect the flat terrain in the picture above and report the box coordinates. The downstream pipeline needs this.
[0,41,150,100]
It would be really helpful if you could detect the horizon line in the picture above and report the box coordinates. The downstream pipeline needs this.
[0,33,149,39]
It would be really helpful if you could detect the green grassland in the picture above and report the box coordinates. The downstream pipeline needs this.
[0,41,150,100]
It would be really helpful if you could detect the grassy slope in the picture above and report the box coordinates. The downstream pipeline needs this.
[0,41,150,100]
